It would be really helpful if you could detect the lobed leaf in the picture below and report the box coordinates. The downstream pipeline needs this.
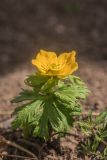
[11,89,39,103]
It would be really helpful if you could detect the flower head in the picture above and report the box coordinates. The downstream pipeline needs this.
[32,50,78,78]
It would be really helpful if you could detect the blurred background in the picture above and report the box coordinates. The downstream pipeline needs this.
[0,0,107,111]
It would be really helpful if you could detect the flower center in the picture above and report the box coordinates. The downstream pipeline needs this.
[50,63,65,71]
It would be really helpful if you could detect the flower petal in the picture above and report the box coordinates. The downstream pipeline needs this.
[58,51,76,66]
[58,62,78,77]
[57,51,78,77]
[38,50,57,66]
[32,59,46,73]
[32,50,57,73]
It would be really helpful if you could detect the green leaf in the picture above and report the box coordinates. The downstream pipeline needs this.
[100,131,107,138]
[33,97,71,138]
[48,100,70,132]
[78,122,92,136]
[55,91,76,105]
[54,100,74,127]
[41,77,58,92]
[37,104,49,138]
[104,147,107,156]
[68,75,85,85]
[57,80,65,88]
[71,104,82,115]
[55,79,89,101]
[25,74,49,87]
[95,111,107,125]
[95,134,101,142]
[92,138,99,152]
[11,89,38,103]
[67,75,90,98]
[12,99,43,130]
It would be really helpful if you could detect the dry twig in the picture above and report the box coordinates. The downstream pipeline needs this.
[18,138,41,152]
[0,136,37,159]
[0,152,38,160]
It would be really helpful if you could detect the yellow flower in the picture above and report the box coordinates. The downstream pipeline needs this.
[32,50,78,78]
